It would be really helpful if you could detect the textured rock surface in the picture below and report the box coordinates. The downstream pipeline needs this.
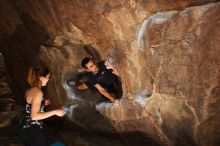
[0,54,22,127]
[0,1,220,146]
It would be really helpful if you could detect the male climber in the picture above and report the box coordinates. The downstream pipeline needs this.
[76,57,121,105]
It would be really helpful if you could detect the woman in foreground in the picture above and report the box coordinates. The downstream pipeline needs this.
[21,66,65,146]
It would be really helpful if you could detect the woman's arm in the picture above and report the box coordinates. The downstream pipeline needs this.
[31,89,65,120]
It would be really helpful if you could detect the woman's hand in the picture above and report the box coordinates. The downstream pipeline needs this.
[54,109,66,117]
[44,99,51,106]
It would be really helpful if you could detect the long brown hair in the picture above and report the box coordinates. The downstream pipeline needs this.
[27,66,50,87]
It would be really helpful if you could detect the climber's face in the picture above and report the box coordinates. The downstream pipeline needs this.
[85,59,99,74]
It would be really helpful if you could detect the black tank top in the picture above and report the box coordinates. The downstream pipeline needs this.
[22,89,45,129]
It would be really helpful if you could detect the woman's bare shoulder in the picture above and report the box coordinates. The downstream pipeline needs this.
[28,87,43,98]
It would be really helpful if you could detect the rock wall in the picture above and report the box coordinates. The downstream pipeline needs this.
[0,53,22,127]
